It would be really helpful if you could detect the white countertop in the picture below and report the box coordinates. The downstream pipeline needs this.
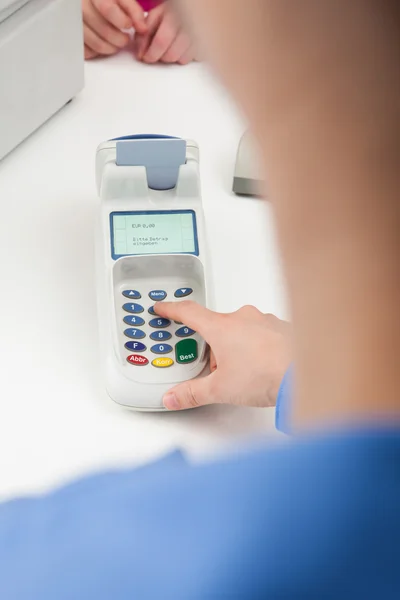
[0,53,287,501]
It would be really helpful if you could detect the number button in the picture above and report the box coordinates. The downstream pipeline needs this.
[125,341,146,352]
[124,328,146,339]
[175,326,195,338]
[151,343,173,354]
[152,357,174,368]
[150,331,172,341]
[148,306,156,315]
[176,339,198,364]
[149,317,171,329]
[122,290,141,299]
[123,315,145,326]
[123,303,144,314]
[127,354,149,366]
[174,288,193,298]
[149,290,167,301]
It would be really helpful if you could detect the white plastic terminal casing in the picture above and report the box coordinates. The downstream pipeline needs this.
[95,138,209,411]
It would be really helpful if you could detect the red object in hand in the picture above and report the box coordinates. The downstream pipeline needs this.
[137,0,163,12]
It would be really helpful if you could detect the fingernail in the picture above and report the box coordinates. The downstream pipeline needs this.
[163,393,180,410]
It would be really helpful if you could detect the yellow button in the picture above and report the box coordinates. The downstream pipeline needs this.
[152,357,174,368]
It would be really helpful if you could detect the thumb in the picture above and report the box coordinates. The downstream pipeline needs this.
[163,373,218,410]
[119,0,147,34]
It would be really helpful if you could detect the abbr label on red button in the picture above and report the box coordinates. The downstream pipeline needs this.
[127,354,149,366]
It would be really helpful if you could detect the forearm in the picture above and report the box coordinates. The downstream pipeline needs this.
[177,0,400,429]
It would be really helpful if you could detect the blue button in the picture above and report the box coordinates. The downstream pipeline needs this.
[148,306,156,315]
[175,326,195,337]
[149,317,171,328]
[123,303,144,314]
[125,341,146,352]
[150,330,172,341]
[174,288,193,298]
[149,290,167,301]
[124,328,146,339]
[123,315,145,326]
[151,343,173,354]
[122,290,141,299]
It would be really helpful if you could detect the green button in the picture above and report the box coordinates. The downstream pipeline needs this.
[176,338,198,364]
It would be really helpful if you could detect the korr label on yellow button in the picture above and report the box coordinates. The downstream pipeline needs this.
[152,357,174,368]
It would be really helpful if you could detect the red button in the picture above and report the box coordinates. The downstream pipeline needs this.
[127,354,149,366]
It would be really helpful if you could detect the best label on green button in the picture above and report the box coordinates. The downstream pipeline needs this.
[176,338,198,364]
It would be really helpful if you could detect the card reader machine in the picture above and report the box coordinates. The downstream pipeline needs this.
[95,135,209,410]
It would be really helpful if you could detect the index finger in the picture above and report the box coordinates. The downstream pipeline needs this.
[142,12,178,63]
[133,6,163,60]
[154,301,220,341]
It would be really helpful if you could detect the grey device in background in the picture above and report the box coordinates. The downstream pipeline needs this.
[0,0,84,161]
[232,131,264,197]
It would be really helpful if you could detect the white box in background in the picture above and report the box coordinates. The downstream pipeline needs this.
[0,0,84,160]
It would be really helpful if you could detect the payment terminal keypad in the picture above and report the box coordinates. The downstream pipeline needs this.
[121,287,198,368]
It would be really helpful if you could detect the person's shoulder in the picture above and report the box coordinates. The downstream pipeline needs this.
[161,430,400,598]
[2,430,400,600]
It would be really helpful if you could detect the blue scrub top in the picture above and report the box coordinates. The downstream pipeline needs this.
[1,370,400,599]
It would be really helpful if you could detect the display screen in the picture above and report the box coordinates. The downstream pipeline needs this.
[110,210,198,258]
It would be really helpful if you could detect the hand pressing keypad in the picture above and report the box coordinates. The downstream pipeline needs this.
[121,287,198,368]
